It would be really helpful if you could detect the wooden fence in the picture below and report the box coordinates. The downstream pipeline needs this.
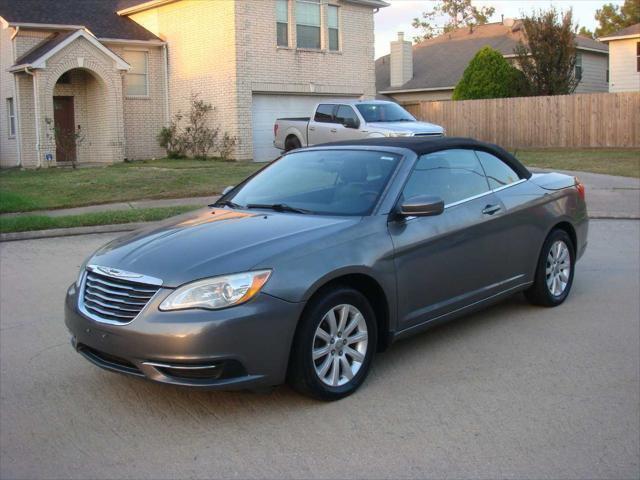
[403,92,640,148]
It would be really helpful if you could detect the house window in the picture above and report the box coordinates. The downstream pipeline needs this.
[575,53,582,81]
[606,69,609,83]
[6,98,16,138]
[123,50,148,96]
[296,0,321,49]
[328,5,339,51]
[276,0,288,47]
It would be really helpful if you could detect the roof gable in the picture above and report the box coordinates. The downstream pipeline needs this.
[10,29,130,71]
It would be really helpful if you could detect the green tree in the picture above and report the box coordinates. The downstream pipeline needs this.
[412,0,495,42]
[515,8,579,96]
[453,46,526,100]
[594,0,640,38]
[578,26,594,38]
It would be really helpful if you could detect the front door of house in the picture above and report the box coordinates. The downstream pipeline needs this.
[53,96,76,163]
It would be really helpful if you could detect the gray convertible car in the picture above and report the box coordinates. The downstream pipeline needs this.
[65,137,588,400]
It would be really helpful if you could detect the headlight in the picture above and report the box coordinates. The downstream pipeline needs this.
[159,270,272,311]
[387,131,414,137]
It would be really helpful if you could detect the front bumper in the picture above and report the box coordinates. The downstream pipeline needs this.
[65,283,305,390]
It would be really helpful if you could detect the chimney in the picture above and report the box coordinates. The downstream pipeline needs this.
[390,31,413,87]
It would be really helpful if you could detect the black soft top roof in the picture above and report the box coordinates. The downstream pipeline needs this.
[318,136,531,179]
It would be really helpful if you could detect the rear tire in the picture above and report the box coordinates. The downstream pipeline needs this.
[525,229,575,307]
[288,287,377,401]
[284,136,301,152]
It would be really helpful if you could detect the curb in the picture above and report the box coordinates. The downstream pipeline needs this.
[1,215,638,242]
[0,222,155,242]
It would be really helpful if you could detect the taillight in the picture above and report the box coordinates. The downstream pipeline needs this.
[575,177,585,200]
[274,123,279,137]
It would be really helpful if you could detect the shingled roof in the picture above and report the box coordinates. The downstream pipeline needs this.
[0,0,160,41]
[376,21,609,93]
[599,23,640,40]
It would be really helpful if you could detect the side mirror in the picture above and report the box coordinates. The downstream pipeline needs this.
[399,195,444,217]
[222,186,234,195]
[343,117,359,129]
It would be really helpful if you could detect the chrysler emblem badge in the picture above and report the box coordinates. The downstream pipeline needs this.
[97,266,144,279]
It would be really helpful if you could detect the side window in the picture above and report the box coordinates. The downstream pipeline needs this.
[314,104,336,123]
[475,151,520,190]
[335,105,359,127]
[403,149,490,206]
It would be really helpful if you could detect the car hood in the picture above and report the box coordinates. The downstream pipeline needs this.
[367,121,444,134]
[89,208,359,287]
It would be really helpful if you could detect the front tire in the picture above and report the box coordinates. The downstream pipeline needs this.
[525,229,575,307]
[288,287,377,401]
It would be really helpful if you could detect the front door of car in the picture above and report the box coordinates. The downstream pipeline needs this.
[334,105,365,141]
[388,149,508,330]
[308,104,338,145]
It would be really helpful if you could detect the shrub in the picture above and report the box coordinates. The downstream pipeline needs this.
[218,133,239,162]
[453,46,527,100]
[157,113,186,158]
[157,94,239,160]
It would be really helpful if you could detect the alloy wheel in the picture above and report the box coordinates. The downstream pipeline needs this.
[546,240,571,297]
[312,304,369,387]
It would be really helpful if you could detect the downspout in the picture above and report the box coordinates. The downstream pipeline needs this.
[162,43,170,125]
[24,67,42,168]
[11,27,22,166]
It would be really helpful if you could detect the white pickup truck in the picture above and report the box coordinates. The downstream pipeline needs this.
[273,100,444,152]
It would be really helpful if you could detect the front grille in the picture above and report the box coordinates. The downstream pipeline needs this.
[81,270,160,324]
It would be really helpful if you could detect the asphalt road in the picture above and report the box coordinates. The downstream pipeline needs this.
[1,220,638,480]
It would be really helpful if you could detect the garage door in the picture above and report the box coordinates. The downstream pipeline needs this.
[251,94,359,162]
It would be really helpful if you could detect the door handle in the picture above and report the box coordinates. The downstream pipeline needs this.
[309,127,315,131]
[330,128,337,133]
[482,204,501,215]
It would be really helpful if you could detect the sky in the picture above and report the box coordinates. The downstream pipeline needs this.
[374,0,625,58]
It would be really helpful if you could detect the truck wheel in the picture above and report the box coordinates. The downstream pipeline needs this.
[285,136,301,152]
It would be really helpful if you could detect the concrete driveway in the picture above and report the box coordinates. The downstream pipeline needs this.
[1,220,638,479]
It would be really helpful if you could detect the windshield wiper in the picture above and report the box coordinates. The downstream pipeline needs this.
[211,199,244,209]
[245,203,311,214]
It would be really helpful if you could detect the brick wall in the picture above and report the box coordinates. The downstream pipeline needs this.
[130,0,378,160]
[130,0,240,158]
[234,0,377,159]
[107,43,167,160]
[0,24,21,167]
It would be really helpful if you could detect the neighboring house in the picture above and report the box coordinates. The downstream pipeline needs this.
[0,0,386,167]
[376,19,610,104]
[599,23,640,92]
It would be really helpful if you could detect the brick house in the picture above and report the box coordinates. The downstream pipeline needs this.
[0,0,386,167]
[376,19,609,104]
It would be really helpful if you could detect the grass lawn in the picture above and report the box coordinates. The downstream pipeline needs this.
[516,149,640,178]
[0,205,199,234]
[0,158,262,214]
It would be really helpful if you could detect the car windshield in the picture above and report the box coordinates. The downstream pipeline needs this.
[227,150,402,216]
[355,103,416,123]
